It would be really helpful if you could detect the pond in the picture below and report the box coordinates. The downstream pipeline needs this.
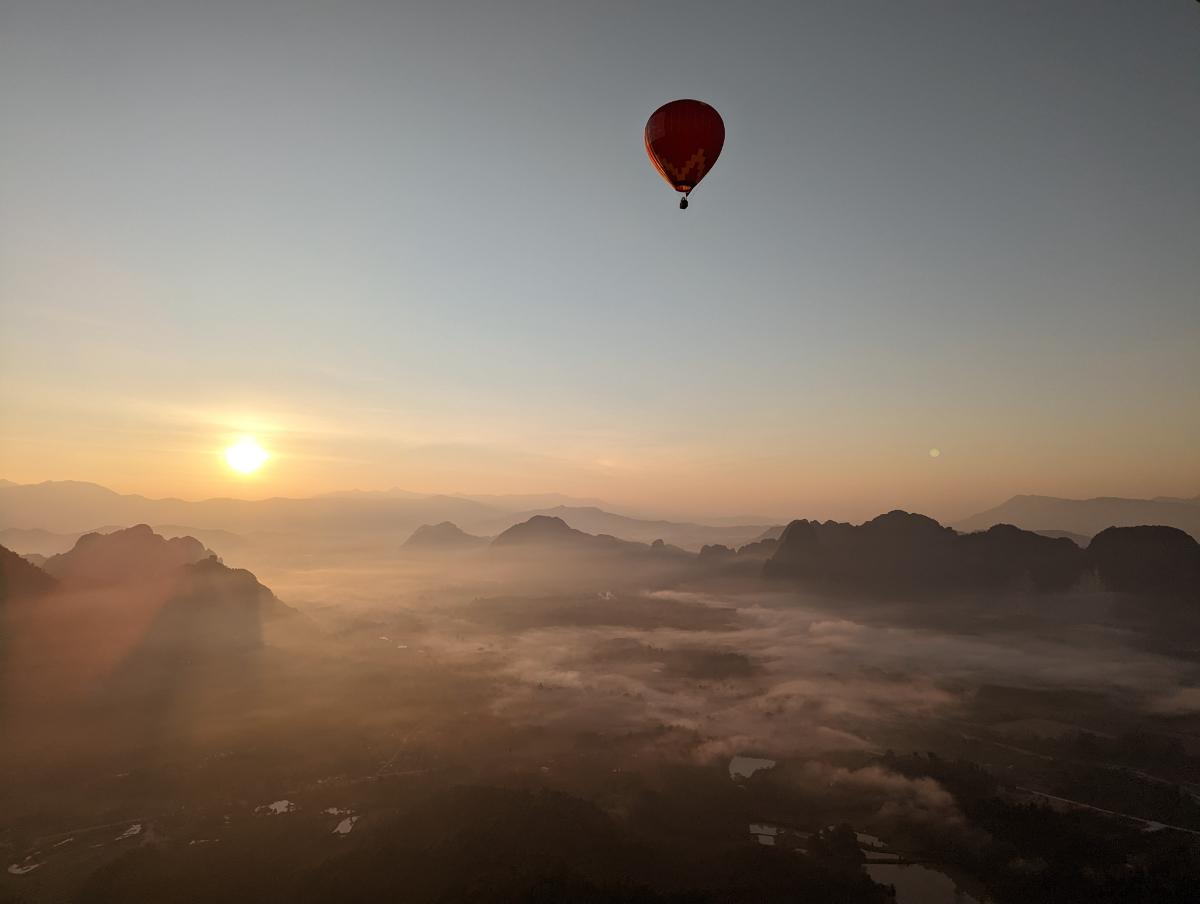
[729,756,775,780]
[749,823,778,845]
[866,864,984,904]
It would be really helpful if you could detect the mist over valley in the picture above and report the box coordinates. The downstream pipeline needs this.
[4,482,1200,903]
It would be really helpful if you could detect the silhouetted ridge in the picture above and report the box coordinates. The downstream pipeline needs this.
[1033,529,1091,546]
[1087,526,1200,599]
[402,521,489,549]
[488,516,694,561]
[490,515,585,546]
[0,543,58,604]
[695,538,782,575]
[487,514,635,550]
[42,523,215,584]
[959,523,1085,592]
[764,511,1085,595]
[736,536,780,559]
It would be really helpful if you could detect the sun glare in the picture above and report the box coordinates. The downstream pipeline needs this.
[224,438,270,474]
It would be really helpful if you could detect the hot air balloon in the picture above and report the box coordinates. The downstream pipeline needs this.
[644,99,725,209]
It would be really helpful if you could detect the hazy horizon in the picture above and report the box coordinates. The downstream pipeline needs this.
[3,474,1198,532]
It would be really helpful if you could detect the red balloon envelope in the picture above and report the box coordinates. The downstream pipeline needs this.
[644,99,725,201]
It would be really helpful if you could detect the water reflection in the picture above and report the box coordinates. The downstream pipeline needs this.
[866,864,983,904]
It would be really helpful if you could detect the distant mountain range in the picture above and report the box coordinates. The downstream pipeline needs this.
[954,493,1200,540]
[361,510,1200,601]
[0,481,780,552]
[5,480,1196,555]
[485,515,696,564]
[0,480,508,536]
[464,505,782,550]
[8,511,1198,615]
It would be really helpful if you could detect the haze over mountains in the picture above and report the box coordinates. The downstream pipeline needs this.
[2,525,300,733]
[6,500,1200,902]
[952,493,1200,539]
[0,480,785,553]
[4,481,1198,566]
[39,524,217,583]
[0,480,512,537]
[399,521,490,551]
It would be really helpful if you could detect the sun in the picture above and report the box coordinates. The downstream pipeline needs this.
[224,437,270,474]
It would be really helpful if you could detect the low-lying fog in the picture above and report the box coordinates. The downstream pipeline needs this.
[3,518,1200,903]
[231,536,1198,751]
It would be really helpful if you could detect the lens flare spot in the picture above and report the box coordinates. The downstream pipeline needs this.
[929,449,940,458]
[225,438,270,474]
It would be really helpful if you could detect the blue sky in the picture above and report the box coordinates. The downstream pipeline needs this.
[2,1,1197,522]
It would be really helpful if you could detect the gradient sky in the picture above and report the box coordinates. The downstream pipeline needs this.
[2,1,1197,523]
